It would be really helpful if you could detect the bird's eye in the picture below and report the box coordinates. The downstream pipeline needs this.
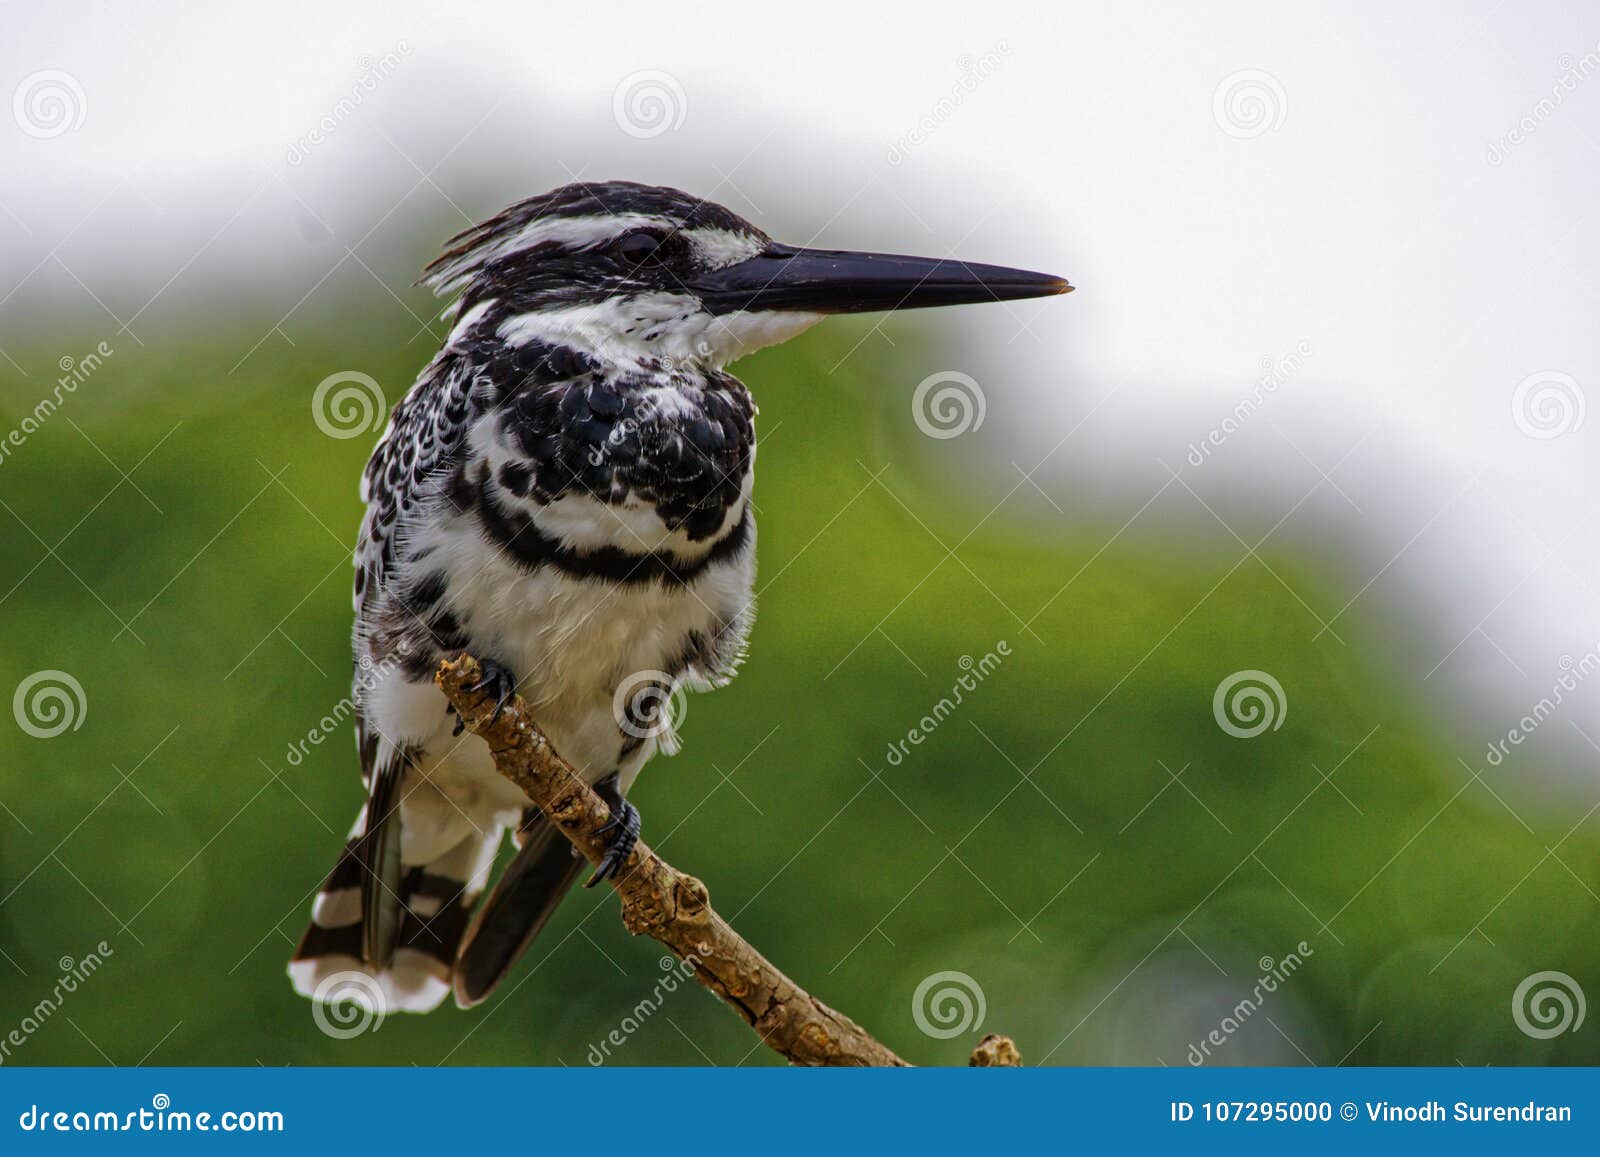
[612,231,665,265]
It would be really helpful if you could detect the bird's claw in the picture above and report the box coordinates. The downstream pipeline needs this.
[465,658,518,728]
[585,772,640,888]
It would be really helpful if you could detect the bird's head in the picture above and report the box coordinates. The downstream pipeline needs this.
[423,180,1071,370]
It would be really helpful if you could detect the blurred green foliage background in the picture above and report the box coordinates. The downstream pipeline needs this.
[1,307,1596,1067]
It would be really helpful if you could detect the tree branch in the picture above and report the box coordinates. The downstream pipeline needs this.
[437,654,1018,1068]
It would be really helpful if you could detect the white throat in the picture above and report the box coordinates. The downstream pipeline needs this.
[497,294,823,371]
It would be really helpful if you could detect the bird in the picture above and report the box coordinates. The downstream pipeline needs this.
[288,180,1071,1013]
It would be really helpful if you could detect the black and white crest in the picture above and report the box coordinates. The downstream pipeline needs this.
[422,181,766,310]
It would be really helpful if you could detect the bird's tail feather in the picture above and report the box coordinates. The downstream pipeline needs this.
[289,806,495,1014]
[452,814,584,1008]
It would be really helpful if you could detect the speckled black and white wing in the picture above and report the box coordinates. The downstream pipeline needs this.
[305,346,500,993]
[354,352,483,621]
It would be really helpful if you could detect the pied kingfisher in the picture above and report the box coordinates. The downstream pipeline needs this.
[289,181,1070,1012]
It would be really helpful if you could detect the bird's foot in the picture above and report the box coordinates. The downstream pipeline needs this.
[585,771,640,888]
[465,657,519,728]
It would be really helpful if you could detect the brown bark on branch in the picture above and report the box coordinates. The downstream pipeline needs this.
[437,654,1019,1068]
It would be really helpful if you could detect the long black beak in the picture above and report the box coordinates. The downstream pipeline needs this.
[692,242,1072,315]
